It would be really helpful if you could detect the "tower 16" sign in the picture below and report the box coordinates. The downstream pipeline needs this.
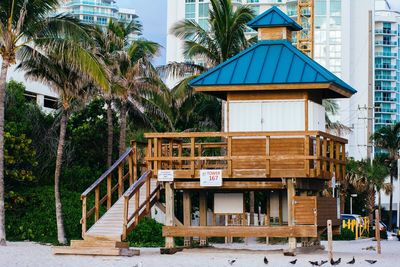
[200,169,222,187]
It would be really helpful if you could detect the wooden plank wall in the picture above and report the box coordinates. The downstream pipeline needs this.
[293,196,316,225]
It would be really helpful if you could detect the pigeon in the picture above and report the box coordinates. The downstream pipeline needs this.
[264,256,269,264]
[319,260,328,266]
[330,258,341,266]
[365,260,377,264]
[309,261,319,266]
[289,259,297,265]
[347,257,355,264]
[228,259,236,265]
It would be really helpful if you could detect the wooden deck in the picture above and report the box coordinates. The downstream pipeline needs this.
[144,131,346,181]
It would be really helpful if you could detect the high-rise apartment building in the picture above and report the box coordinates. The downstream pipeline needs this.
[374,4,400,138]
[166,0,375,160]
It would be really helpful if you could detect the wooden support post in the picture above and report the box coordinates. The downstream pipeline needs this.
[107,174,112,210]
[133,142,138,183]
[250,191,255,226]
[118,163,123,197]
[95,186,100,222]
[375,209,381,254]
[190,138,195,178]
[327,219,333,261]
[81,197,87,238]
[342,143,346,180]
[279,190,283,225]
[169,139,173,169]
[165,182,175,248]
[199,191,207,246]
[146,174,151,214]
[304,135,310,176]
[322,137,328,173]
[287,179,296,253]
[265,136,270,177]
[227,136,232,177]
[178,142,182,169]
[123,197,129,240]
[335,142,340,180]
[266,190,271,245]
[329,139,334,174]
[316,135,321,176]
[183,191,192,247]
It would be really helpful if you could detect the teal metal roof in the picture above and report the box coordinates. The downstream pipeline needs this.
[189,40,357,96]
[247,6,302,31]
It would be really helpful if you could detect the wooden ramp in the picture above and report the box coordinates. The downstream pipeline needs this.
[53,148,160,256]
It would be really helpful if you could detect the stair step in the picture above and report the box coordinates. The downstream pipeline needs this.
[71,240,129,248]
[53,246,139,256]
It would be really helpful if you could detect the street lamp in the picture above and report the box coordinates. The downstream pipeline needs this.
[350,194,358,214]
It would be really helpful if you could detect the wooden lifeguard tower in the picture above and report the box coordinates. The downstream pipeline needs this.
[54,7,356,256]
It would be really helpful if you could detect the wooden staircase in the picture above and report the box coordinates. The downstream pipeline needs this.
[53,144,161,256]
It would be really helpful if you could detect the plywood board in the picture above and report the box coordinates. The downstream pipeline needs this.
[214,193,244,214]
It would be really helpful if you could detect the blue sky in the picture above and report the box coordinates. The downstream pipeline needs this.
[117,0,167,66]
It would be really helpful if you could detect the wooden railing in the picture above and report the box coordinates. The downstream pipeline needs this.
[121,170,160,239]
[80,144,139,238]
[144,131,347,180]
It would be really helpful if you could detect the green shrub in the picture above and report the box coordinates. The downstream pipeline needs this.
[126,217,164,247]
[334,227,356,240]
[6,186,82,244]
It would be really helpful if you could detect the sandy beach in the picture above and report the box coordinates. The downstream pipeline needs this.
[0,238,398,267]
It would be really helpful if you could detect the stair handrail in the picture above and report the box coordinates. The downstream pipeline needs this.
[82,148,133,198]
[122,170,160,239]
[80,147,137,238]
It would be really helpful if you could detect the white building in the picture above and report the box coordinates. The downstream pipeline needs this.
[166,0,375,160]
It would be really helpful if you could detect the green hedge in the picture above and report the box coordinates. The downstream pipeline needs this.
[6,186,82,244]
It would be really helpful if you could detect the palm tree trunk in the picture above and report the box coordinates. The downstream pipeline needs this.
[54,111,68,244]
[119,101,127,156]
[378,190,382,221]
[106,99,113,167]
[389,173,393,231]
[0,60,10,246]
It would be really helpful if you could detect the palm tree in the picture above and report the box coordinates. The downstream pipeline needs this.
[92,19,141,166]
[370,123,400,230]
[0,0,108,246]
[18,49,97,244]
[114,39,161,155]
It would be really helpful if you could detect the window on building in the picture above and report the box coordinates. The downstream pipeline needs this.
[315,0,326,16]
[185,0,196,20]
[44,96,58,109]
[330,0,341,17]
[83,15,94,23]
[97,17,107,25]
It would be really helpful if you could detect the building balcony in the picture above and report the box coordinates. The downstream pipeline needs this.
[375,86,397,92]
[375,75,397,81]
[375,29,398,35]
[375,108,397,114]
[144,131,346,181]
[65,0,118,10]
[375,52,398,58]
[375,118,395,124]
[375,40,398,46]
[71,9,118,18]
[375,97,397,102]
[375,64,397,70]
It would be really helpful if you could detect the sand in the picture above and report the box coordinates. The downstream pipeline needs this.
[0,238,399,267]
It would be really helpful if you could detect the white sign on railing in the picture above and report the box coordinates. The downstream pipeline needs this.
[200,169,222,187]
[158,170,174,182]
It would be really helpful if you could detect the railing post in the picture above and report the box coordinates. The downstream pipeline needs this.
[154,138,158,177]
[316,135,321,176]
[335,142,340,180]
[178,142,182,169]
[118,163,123,197]
[169,139,173,169]
[228,136,232,177]
[81,196,87,238]
[134,186,139,224]
[342,143,346,180]
[265,136,270,177]
[107,174,112,210]
[95,186,100,222]
[329,139,334,175]
[190,137,195,178]
[146,174,151,213]
[147,139,152,171]
[123,196,129,240]
[322,137,327,175]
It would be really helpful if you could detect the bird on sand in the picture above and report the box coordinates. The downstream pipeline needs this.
[319,260,328,266]
[365,260,377,264]
[264,256,269,264]
[347,257,355,264]
[228,259,236,265]
[330,258,341,265]
[289,259,297,264]
[309,261,319,266]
